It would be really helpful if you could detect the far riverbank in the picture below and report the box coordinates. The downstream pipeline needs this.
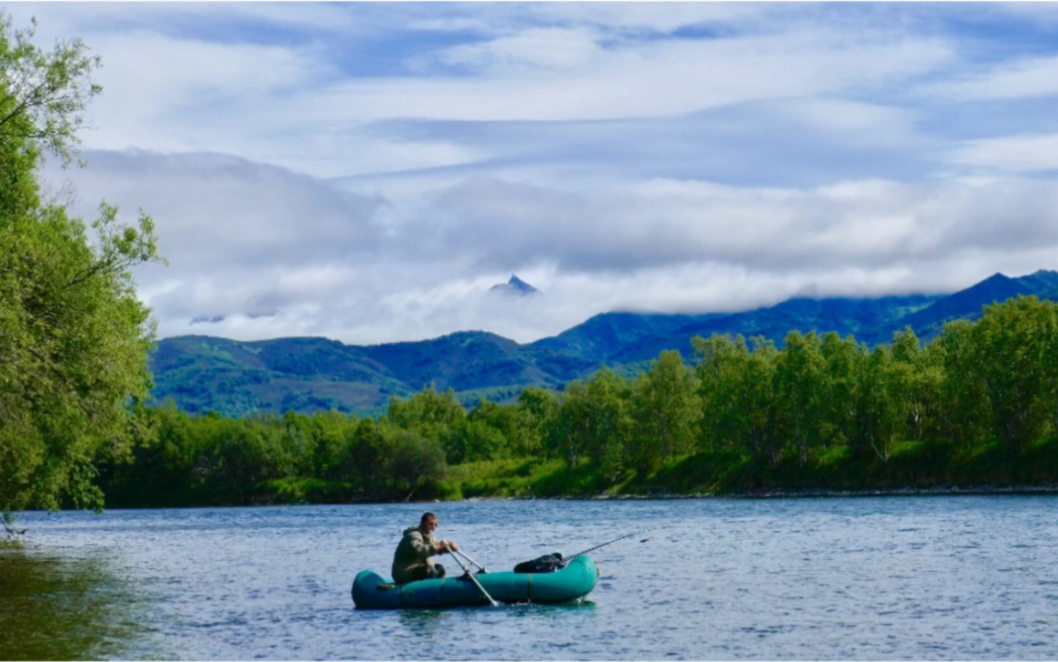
[555,483,1058,500]
[93,438,1058,510]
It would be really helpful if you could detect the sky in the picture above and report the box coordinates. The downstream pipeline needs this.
[12,2,1058,345]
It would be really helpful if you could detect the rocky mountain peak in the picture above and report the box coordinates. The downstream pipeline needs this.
[490,274,540,296]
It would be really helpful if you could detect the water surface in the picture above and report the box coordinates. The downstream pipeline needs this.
[5,496,1058,660]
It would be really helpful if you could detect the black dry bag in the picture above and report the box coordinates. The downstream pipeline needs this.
[514,552,566,574]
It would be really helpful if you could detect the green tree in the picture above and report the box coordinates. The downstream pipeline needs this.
[630,350,701,472]
[462,399,513,461]
[279,410,316,477]
[583,369,633,478]
[935,320,992,451]
[970,297,1058,453]
[308,410,352,481]
[773,332,826,464]
[850,346,902,461]
[890,327,943,444]
[546,369,633,475]
[388,385,466,456]
[546,381,590,469]
[0,14,101,169]
[385,430,447,501]
[214,415,293,501]
[694,334,745,452]
[448,416,506,463]
[698,334,782,458]
[819,332,863,448]
[0,13,161,517]
[693,334,781,464]
[739,338,783,465]
[515,386,558,457]
[345,418,390,493]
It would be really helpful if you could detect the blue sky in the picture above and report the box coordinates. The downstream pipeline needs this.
[13,2,1058,344]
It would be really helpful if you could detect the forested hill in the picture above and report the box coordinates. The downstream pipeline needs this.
[150,270,1058,417]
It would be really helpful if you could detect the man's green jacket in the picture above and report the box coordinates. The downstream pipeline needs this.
[392,526,441,584]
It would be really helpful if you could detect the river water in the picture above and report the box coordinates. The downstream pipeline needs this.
[3,496,1057,660]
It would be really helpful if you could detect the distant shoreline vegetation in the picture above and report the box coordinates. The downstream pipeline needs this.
[96,295,1058,509]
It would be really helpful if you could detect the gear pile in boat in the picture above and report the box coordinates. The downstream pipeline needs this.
[513,552,566,573]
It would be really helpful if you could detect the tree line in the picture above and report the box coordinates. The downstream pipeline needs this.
[97,294,1058,507]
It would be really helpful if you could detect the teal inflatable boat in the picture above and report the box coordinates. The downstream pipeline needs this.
[352,555,599,609]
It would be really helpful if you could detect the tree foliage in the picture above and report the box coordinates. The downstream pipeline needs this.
[90,295,1058,507]
[630,351,700,472]
[694,334,781,463]
[0,12,161,515]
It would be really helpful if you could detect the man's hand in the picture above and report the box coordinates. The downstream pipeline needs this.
[448,541,459,553]
[435,540,449,553]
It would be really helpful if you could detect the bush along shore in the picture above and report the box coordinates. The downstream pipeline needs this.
[94,295,1058,509]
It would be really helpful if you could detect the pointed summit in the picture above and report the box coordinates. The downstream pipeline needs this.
[489,274,540,296]
[507,275,539,294]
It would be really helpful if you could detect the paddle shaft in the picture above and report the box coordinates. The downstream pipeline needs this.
[452,548,487,572]
[449,548,498,607]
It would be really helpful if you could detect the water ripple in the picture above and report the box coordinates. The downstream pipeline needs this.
[9,496,1058,659]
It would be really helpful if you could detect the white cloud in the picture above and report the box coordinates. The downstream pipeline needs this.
[404,3,771,37]
[440,27,603,71]
[931,55,1058,101]
[528,3,772,34]
[82,31,327,155]
[321,29,949,126]
[6,2,364,42]
[14,6,950,181]
[951,133,1058,173]
[49,150,1058,346]
[428,174,1058,280]
[52,151,385,272]
[776,98,918,148]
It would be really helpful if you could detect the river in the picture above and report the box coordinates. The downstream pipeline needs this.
[2,496,1057,660]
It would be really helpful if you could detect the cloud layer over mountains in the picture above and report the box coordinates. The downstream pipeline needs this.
[18,3,1058,344]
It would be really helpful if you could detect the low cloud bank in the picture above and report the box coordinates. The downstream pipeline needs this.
[48,149,1058,345]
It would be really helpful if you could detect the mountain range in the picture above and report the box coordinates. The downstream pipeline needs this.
[150,270,1058,417]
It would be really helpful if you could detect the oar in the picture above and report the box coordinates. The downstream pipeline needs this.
[449,548,499,607]
[452,548,488,573]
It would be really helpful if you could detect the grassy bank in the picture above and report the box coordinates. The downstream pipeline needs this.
[438,436,1058,499]
[180,435,1058,507]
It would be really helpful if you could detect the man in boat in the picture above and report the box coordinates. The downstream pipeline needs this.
[392,511,459,584]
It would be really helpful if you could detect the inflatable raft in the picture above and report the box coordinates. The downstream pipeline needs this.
[352,555,599,609]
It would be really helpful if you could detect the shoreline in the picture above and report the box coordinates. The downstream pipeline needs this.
[16,484,1058,513]
[504,483,1058,501]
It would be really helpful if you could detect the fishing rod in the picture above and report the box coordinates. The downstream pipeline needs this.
[562,529,653,563]
[512,528,658,573]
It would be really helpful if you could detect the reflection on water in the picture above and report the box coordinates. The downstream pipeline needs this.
[0,546,153,661]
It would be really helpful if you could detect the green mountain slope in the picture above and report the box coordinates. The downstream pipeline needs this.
[883,271,1058,341]
[150,270,1058,416]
